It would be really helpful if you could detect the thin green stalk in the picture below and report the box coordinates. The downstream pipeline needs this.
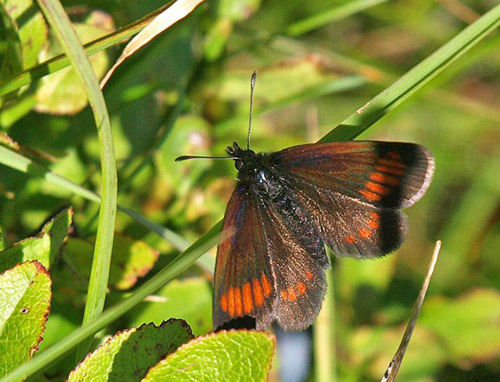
[314,268,336,382]
[36,0,118,359]
[0,222,221,382]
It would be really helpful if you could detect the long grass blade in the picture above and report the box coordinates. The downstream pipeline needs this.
[36,0,118,359]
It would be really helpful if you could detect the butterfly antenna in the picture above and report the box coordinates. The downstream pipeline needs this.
[247,71,257,150]
[175,155,238,162]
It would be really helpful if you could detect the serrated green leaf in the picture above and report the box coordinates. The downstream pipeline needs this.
[419,288,500,363]
[0,234,51,272]
[67,319,193,382]
[0,208,73,271]
[129,277,212,336]
[41,207,73,265]
[0,261,51,377]
[142,330,275,382]
[63,235,158,290]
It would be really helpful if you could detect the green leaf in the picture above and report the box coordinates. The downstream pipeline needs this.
[63,235,159,291]
[0,261,51,378]
[0,2,23,82]
[0,207,73,271]
[419,288,500,363]
[1,0,48,69]
[142,330,275,382]
[35,10,113,114]
[67,319,193,382]
[129,277,212,336]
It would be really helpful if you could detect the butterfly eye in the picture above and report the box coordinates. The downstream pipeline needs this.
[235,159,244,170]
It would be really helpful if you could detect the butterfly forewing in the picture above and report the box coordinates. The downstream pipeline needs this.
[272,141,434,209]
[213,186,276,330]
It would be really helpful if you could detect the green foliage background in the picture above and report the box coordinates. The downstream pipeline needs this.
[0,0,499,381]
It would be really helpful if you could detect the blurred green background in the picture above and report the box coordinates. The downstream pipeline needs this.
[1,0,499,381]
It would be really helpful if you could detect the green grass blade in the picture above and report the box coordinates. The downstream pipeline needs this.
[36,0,118,359]
[286,0,388,37]
[0,222,221,382]
[320,4,500,143]
[0,2,173,97]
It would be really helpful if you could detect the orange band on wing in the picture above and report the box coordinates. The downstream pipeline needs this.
[365,181,390,195]
[253,279,265,307]
[242,282,253,314]
[370,172,400,186]
[227,287,235,317]
[359,228,372,239]
[261,274,272,297]
[374,165,405,176]
[297,282,306,295]
[220,292,228,312]
[234,287,243,316]
[360,189,382,201]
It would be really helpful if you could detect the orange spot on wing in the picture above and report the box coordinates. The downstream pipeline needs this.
[280,289,288,300]
[220,292,228,312]
[387,151,402,160]
[359,228,372,238]
[374,165,405,176]
[366,181,390,195]
[242,282,253,314]
[261,274,272,297]
[378,158,405,169]
[253,279,264,307]
[287,286,297,302]
[370,172,400,186]
[345,236,356,244]
[227,287,235,317]
[368,219,379,229]
[306,271,314,280]
[360,189,382,201]
[371,211,380,220]
[297,282,306,295]
[234,287,243,316]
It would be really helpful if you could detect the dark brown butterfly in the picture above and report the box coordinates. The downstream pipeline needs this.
[177,72,435,331]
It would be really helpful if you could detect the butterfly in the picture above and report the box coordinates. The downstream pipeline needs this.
[177,72,435,331]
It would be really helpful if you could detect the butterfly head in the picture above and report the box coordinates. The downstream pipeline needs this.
[226,142,256,171]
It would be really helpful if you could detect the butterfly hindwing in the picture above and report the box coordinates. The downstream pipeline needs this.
[280,178,407,258]
[213,185,276,330]
[272,141,434,209]
[260,195,329,330]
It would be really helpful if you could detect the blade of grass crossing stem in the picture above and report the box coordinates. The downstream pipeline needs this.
[314,267,336,382]
[36,0,118,360]
[0,222,221,382]
[319,4,500,143]
[381,241,441,382]
[3,6,500,381]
